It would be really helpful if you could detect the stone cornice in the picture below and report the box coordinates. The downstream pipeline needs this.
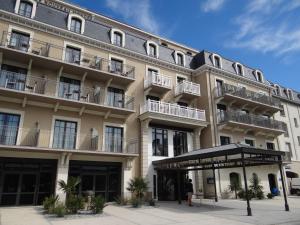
[193,64,273,91]
[0,10,193,75]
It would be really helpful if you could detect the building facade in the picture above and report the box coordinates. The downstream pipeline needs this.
[0,0,297,206]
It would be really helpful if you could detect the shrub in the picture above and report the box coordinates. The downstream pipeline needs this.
[256,190,265,200]
[91,196,106,214]
[267,193,274,199]
[249,173,263,198]
[115,196,129,205]
[53,203,66,217]
[127,177,148,200]
[43,195,59,213]
[238,189,254,200]
[221,189,231,199]
[66,195,85,214]
[131,197,141,208]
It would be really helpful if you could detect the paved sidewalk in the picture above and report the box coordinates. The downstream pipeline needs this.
[1,197,300,225]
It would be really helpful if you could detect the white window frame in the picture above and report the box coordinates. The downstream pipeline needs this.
[8,25,34,52]
[286,88,294,100]
[110,28,125,47]
[146,40,159,58]
[174,51,186,66]
[49,115,81,150]
[244,137,256,147]
[0,108,25,146]
[62,41,84,65]
[273,84,282,96]
[103,122,126,152]
[234,62,244,76]
[211,53,222,69]
[254,70,264,83]
[67,13,85,34]
[14,0,37,19]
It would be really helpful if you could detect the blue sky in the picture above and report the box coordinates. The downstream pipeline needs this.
[69,0,300,91]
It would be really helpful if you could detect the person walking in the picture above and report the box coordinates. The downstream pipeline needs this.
[187,179,194,206]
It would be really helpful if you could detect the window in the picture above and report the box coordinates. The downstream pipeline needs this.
[217,104,226,123]
[294,118,299,128]
[245,139,255,147]
[0,112,20,145]
[229,173,241,191]
[110,29,125,47]
[284,123,289,137]
[15,0,36,18]
[18,1,33,18]
[286,89,294,100]
[146,41,159,58]
[175,51,185,66]
[110,58,123,74]
[0,64,27,91]
[176,76,186,84]
[285,142,293,157]
[173,131,188,156]
[53,120,77,149]
[216,79,223,97]
[146,95,160,101]
[274,85,281,96]
[58,77,81,101]
[177,102,188,107]
[65,46,81,64]
[211,54,222,69]
[279,105,285,116]
[9,31,30,52]
[67,14,85,34]
[266,142,275,150]
[107,87,124,108]
[220,136,230,145]
[152,128,168,156]
[70,18,82,34]
[254,70,264,83]
[298,136,300,146]
[234,63,243,76]
[105,126,123,153]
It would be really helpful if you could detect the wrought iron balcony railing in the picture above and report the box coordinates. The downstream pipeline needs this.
[141,99,206,121]
[175,80,201,96]
[0,125,138,154]
[215,83,280,108]
[217,111,286,131]
[144,71,172,89]
[1,31,135,79]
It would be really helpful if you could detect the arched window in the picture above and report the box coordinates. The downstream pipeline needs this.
[229,172,241,191]
[274,84,281,96]
[110,28,125,47]
[14,0,37,18]
[211,53,222,69]
[234,62,244,76]
[286,89,294,100]
[174,51,185,66]
[254,70,264,83]
[67,14,85,34]
[146,41,159,58]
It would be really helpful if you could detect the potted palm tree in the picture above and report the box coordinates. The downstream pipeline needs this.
[127,177,148,207]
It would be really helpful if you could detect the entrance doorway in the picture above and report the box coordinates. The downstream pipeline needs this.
[268,174,278,195]
[157,170,187,201]
[0,158,57,206]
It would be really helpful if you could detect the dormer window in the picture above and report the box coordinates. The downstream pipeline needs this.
[254,70,264,83]
[234,62,244,76]
[286,89,294,100]
[14,0,37,19]
[146,41,159,58]
[110,28,125,47]
[175,51,185,66]
[274,84,281,96]
[211,54,222,69]
[67,14,85,34]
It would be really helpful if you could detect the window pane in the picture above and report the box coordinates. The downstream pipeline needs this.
[65,46,81,64]
[53,120,77,149]
[18,1,33,18]
[58,76,81,100]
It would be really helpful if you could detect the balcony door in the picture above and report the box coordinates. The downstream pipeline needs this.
[65,46,81,64]
[216,79,223,97]
[0,113,20,145]
[105,126,123,153]
[0,64,27,91]
[9,31,30,52]
[52,120,77,149]
[107,87,124,108]
[58,76,81,101]
[110,58,123,74]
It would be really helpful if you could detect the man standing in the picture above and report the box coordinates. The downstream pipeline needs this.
[187,179,194,206]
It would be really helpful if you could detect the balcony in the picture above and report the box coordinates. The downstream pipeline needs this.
[175,80,201,101]
[0,31,135,87]
[0,70,135,116]
[144,72,172,95]
[139,100,207,128]
[217,111,286,137]
[215,83,281,113]
[0,125,138,156]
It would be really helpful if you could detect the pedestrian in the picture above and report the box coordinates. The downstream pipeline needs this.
[187,179,194,206]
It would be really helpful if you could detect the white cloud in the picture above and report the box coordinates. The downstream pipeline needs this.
[201,0,226,12]
[105,0,160,34]
[227,0,300,56]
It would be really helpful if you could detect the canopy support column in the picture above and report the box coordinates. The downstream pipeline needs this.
[279,162,289,211]
[212,165,218,202]
[242,153,252,216]
[177,171,182,205]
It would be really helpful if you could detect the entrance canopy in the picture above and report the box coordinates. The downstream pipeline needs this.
[153,143,286,171]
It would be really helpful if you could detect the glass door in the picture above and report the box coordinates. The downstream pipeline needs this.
[19,174,37,205]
